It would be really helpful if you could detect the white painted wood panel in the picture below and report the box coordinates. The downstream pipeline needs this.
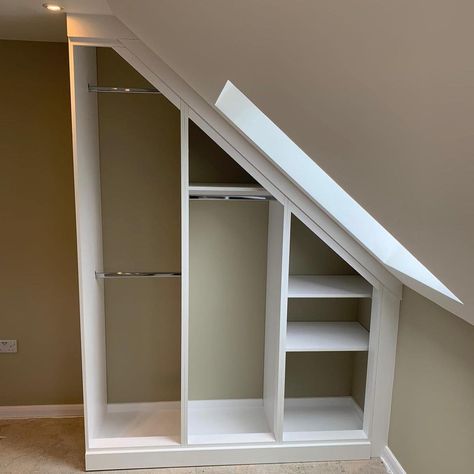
[283,397,363,440]
[180,102,189,445]
[288,275,372,298]
[86,442,371,471]
[286,322,369,352]
[361,288,382,440]
[368,288,400,456]
[90,402,180,448]
[263,201,291,441]
[69,44,107,446]
[188,399,273,445]
[189,183,271,197]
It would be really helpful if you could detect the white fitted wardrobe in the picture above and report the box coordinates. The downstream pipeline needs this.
[70,44,401,471]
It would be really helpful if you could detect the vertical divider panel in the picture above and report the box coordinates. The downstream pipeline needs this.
[180,102,190,445]
[69,44,107,445]
[362,287,380,437]
[263,200,291,441]
[368,287,401,456]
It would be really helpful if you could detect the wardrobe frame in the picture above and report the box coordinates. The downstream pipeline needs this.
[68,14,402,471]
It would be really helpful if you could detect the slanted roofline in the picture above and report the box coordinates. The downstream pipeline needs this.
[216,81,462,311]
[67,13,465,322]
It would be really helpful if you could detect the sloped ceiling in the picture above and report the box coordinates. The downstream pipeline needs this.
[108,0,474,325]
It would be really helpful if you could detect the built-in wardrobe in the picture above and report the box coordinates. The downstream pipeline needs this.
[70,44,400,471]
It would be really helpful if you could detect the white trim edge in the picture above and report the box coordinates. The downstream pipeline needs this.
[0,404,83,419]
[381,446,407,474]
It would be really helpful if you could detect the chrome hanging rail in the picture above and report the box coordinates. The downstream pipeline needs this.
[188,184,274,201]
[88,85,161,94]
[189,195,274,201]
[96,271,181,279]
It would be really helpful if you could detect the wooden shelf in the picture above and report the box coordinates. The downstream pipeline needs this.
[283,397,364,441]
[188,399,274,445]
[288,275,372,298]
[189,183,272,199]
[286,322,369,352]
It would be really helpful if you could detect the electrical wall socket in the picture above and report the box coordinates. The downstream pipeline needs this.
[0,340,17,353]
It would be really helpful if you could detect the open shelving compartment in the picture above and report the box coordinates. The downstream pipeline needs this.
[187,120,276,445]
[282,216,373,442]
[72,46,182,449]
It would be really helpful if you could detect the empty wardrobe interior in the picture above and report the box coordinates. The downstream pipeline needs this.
[80,47,374,449]
[94,47,181,446]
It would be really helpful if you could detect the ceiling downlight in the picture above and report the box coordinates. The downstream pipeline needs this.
[42,4,63,12]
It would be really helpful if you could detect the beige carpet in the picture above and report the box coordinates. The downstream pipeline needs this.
[0,418,387,473]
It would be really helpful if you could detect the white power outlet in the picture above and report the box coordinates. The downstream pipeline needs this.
[0,340,17,353]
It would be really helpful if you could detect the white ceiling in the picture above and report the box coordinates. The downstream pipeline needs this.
[0,0,111,42]
[107,0,474,325]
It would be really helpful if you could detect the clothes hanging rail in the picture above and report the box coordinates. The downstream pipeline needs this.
[95,271,181,279]
[188,184,274,201]
[189,195,274,201]
[88,85,161,94]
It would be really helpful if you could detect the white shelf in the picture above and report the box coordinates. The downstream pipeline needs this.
[90,402,180,448]
[188,399,274,445]
[189,183,271,198]
[286,322,369,352]
[283,397,364,441]
[288,275,372,298]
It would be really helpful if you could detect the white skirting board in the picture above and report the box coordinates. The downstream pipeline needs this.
[0,404,83,419]
[381,446,407,474]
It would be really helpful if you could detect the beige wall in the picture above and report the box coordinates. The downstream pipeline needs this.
[0,40,81,405]
[388,288,474,474]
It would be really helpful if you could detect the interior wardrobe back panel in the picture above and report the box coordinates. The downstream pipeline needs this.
[104,278,181,403]
[188,200,268,400]
[189,121,257,184]
[96,48,181,403]
[97,48,180,271]
[289,216,356,275]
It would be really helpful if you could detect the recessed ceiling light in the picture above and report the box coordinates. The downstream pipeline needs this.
[42,4,63,12]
